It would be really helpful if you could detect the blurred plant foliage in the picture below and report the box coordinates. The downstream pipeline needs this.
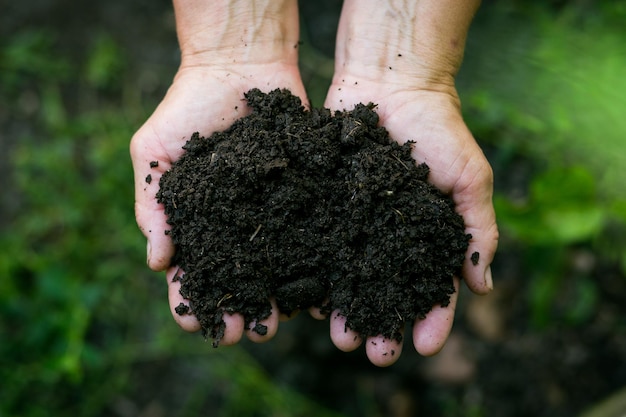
[0,29,71,93]
[0,28,344,417]
[462,2,626,328]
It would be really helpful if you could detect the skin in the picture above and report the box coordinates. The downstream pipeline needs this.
[323,0,498,366]
[131,0,305,345]
[130,0,499,366]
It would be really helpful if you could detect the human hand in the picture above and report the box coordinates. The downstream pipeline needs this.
[324,81,498,366]
[322,0,498,366]
[130,0,307,345]
[131,64,307,344]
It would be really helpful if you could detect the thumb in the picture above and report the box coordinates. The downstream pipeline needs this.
[131,128,175,272]
[453,158,499,294]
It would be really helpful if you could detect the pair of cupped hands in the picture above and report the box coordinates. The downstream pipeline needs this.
[131,57,498,366]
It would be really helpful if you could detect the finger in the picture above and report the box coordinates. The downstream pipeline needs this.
[166,266,245,345]
[365,335,403,367]
[308,306,327,320]
[413,276,459,356]
[330,310,362,352]
[455,167,499,295]
[220,312,245,346]
[245,298,279,343]
[166,266,201,332]
[462,217,498,295]
[131,129,175,272]
[399,107,498,295]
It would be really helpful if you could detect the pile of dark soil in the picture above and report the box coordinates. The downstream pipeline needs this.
[156,88,470,345]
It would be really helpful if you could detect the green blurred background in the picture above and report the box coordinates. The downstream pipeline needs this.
[1,1,625,416]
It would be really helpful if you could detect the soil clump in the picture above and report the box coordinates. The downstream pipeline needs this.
[156,88,471,345]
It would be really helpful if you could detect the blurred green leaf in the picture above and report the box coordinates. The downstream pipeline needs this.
[528,253,564,329]
[84,33,126,90]
[0,29,71,97]
[542,207,605,243]
[564,277,599,325]
[496,166,607,245]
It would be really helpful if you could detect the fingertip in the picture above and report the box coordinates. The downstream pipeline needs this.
[308,306,327,320]
[330,310,362,352]
[147,234,175,272]
[220,312,245,346]
[413,279,458,356]
[484,265,494,291]
[246,299,279,343]
[462,220,498,295]
[365,336,402,367]
[463,249,494,295]
[173,309,202,333]
[166,267,202,332]
[414,325,448,357]
[135,192,174,272]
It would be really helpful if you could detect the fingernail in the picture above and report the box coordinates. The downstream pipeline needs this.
[146,241,152,265]
[484,266,494,291]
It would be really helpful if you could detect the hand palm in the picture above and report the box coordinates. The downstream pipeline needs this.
[324,80,497,363]
[131,64,307,342]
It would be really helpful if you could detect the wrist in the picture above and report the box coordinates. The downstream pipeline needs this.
[173,0,300,67]
[334,0,479,92]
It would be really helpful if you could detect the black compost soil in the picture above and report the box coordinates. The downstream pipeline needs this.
[156,88,471,345]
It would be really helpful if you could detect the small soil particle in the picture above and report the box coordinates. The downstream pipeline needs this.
[253,323,268,336]
[157,88,470,345]
[471,251,480,266]
[175,303,189,315]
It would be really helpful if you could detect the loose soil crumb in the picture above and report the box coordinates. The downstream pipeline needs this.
[157,88,471,345]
